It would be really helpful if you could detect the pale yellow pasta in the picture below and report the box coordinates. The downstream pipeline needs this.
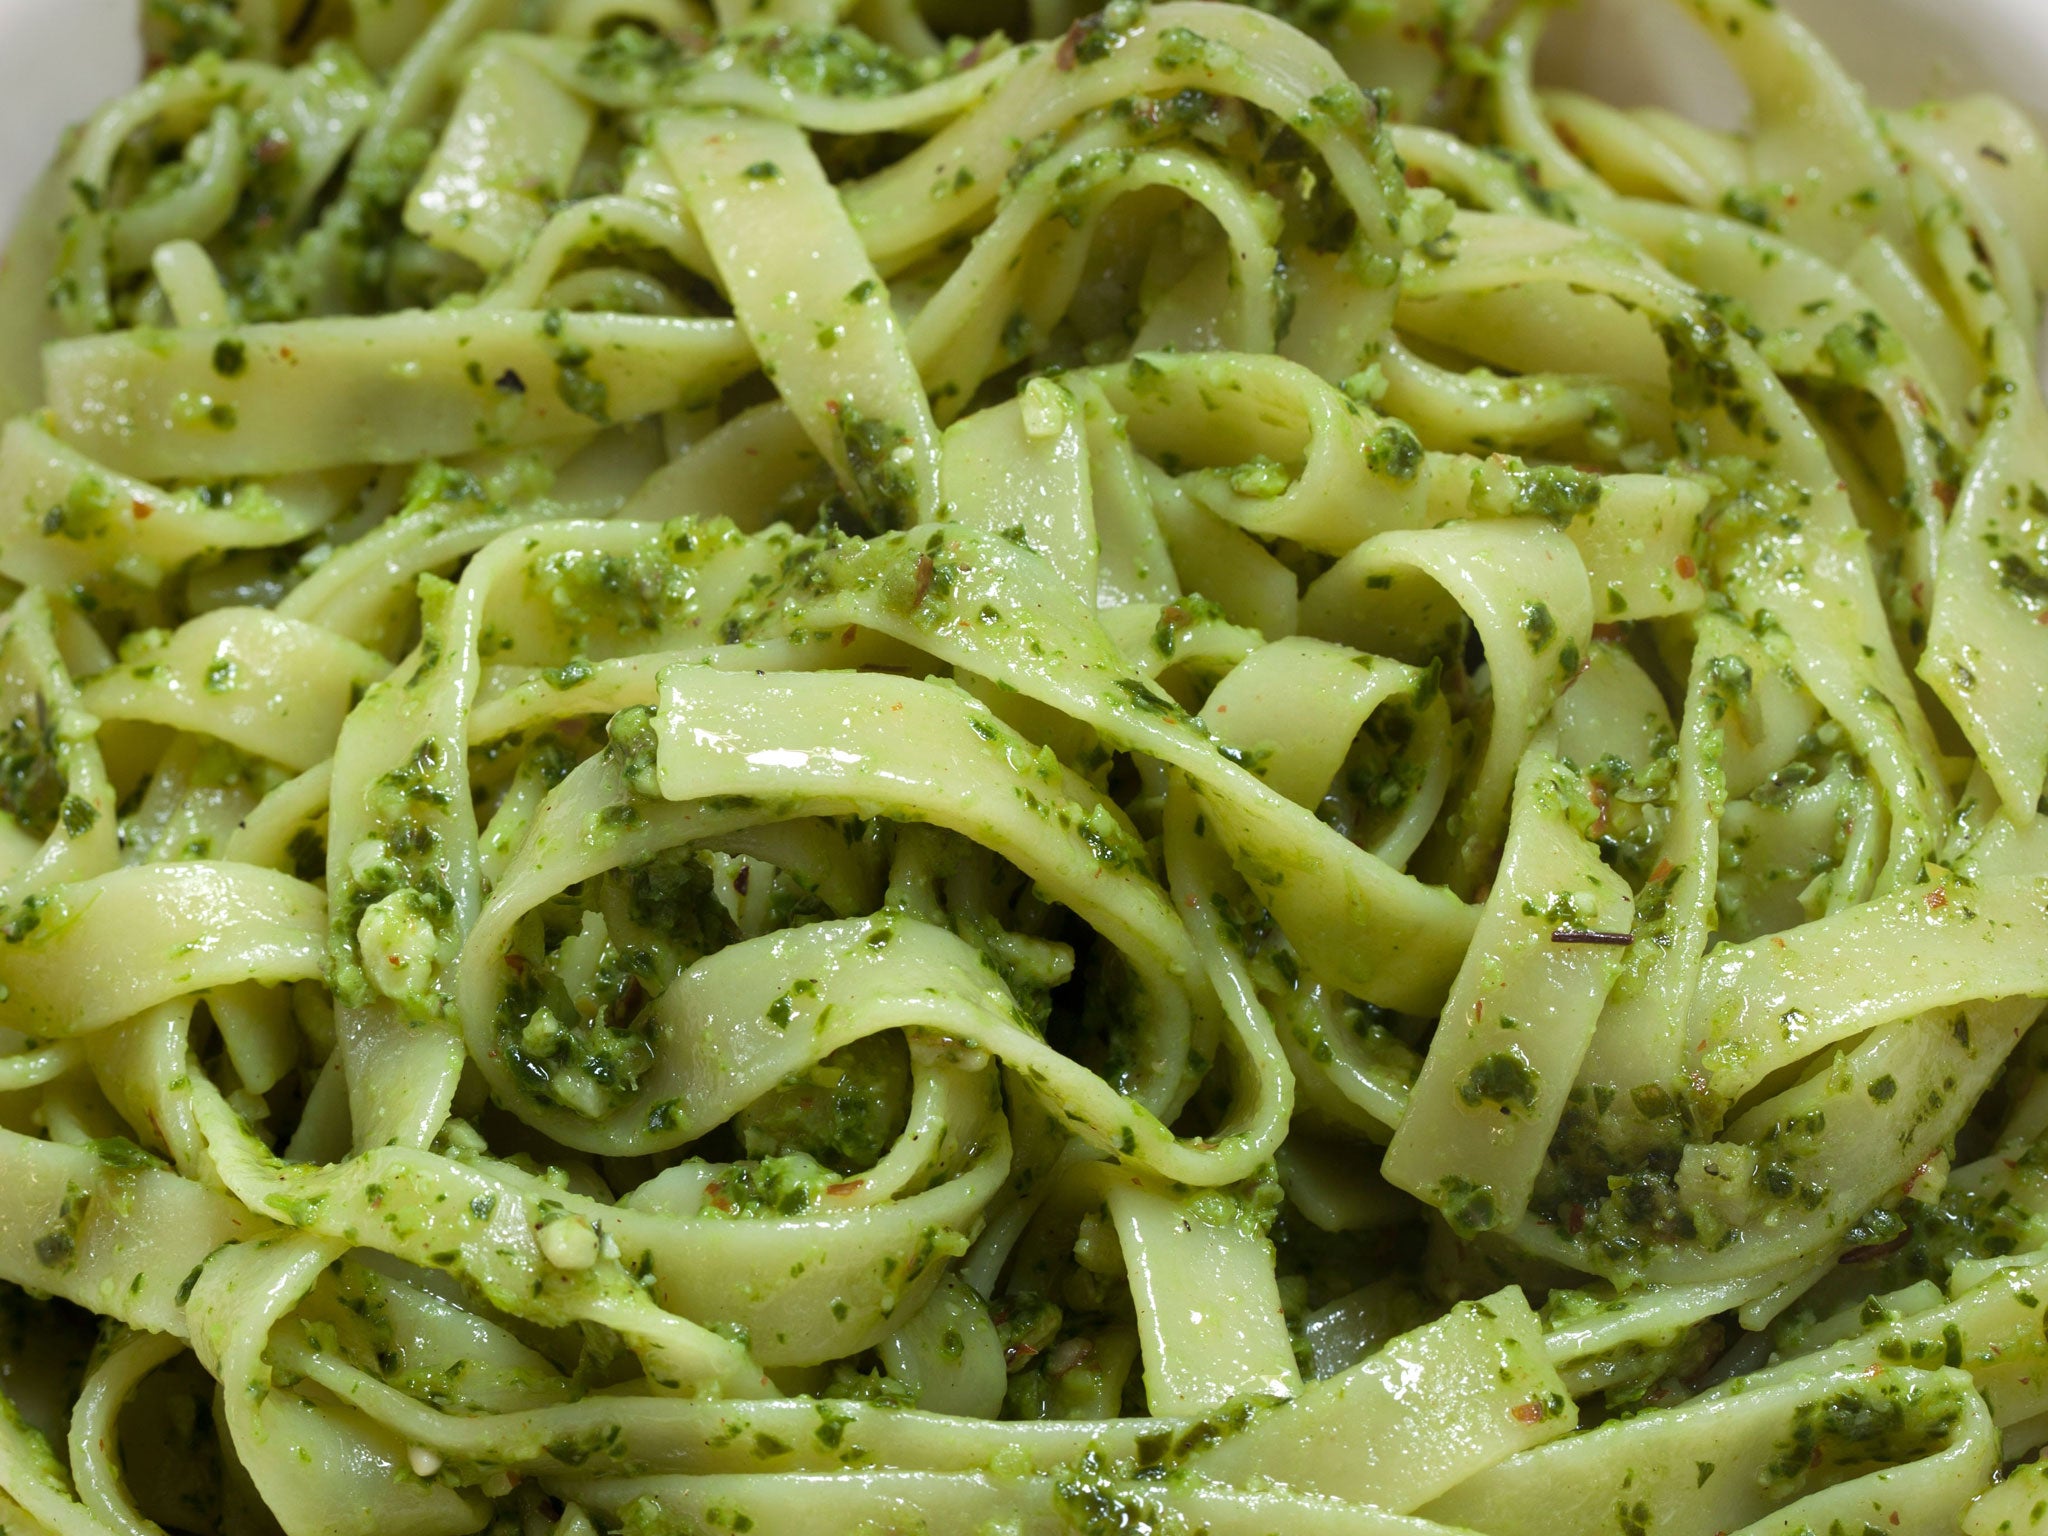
[0,1,2041,1533]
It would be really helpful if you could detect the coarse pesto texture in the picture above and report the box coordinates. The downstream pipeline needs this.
[0,0,2045,1533]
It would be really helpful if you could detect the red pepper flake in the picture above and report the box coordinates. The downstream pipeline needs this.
[1055,21,1081,69]
[1648,859,1674,884]
[1509,1400,1548,1424]
[840,625,858,647]
[1587,780,1611,839]
[1404,165,1432,188]
[1674,553,1698,580]
[1839,1231,1910,1265]
[130,498,152,520]
[825,1180,863,1196]
[609,978,644,1029]
[1934,481,1958,511]
[911,553,935,607]
[1565,1204,1585,1235]
[704,1183,733,1213]
[1592,622,1627,642]
[1925,886,1948,912]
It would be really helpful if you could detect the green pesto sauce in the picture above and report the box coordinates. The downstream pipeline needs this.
[1759,1375,1963,1497]
[732,1032,910,1174]
[0,698,65,840]
[1458,1050,1540,1115]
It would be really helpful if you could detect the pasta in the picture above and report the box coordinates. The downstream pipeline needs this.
[0,0,2046,1531]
